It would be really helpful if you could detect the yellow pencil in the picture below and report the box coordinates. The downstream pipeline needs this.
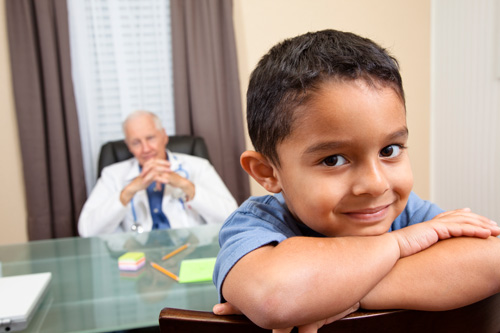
[150,262,179,281]
[162,243,189,261]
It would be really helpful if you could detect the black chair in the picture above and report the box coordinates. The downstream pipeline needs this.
[97,135,210,178]
[159,292,500,332]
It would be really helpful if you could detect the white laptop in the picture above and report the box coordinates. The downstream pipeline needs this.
[0,272,52,332]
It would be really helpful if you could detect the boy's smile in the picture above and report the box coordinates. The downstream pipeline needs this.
[273,79,413,237]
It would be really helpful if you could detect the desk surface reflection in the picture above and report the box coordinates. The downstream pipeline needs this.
[0,224,221,333]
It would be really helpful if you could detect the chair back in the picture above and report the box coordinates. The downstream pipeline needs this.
[97,135,210,178]
[159,308,268,333]
[159,292,500,333]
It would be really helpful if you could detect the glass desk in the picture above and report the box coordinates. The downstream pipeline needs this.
[0,224,221,332]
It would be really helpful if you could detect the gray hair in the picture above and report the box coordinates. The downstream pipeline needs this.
[122,110,163,133]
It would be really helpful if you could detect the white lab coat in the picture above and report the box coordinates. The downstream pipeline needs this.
[78,150,238,237]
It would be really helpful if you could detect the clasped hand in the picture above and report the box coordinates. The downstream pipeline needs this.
[120,158,195,205]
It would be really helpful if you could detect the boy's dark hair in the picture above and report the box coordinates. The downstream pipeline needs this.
[247,29,404,166]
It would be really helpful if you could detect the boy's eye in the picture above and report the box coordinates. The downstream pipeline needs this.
[380,144,403,158]
[322,155,347,167]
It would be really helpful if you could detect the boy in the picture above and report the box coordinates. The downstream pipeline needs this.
[212,29,500,331]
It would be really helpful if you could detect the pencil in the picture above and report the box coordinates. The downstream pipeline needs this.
[162,243,189,261]
[150,262,179,281]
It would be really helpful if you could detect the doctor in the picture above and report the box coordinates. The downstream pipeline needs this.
[78,110,238,237]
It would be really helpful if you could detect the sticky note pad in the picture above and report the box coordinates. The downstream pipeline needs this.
[119,266,146,280]
[178,257,217,283]
[118,252,145,271]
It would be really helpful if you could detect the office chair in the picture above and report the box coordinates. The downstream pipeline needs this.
[159,308,268,333]
[158,308,402,333]
[97,135,210,178]
[159,292,500,333]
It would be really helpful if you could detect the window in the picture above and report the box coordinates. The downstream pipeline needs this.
[67,0,175,193]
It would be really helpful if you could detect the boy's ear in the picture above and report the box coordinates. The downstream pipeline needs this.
[240,151,281,193]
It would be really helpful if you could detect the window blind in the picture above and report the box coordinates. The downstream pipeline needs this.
[68,0,175,193]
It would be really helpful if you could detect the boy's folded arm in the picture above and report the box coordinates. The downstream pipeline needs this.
[220,211,500,329]
[360,236,500,311]
[221,233,401,329]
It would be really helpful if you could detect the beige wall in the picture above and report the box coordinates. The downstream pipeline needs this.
[0,0,431,245]
[0,0,28,245]
[233,0,431,199]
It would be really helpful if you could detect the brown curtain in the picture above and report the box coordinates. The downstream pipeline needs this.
[170,0,250,204]
[6,0,86,240]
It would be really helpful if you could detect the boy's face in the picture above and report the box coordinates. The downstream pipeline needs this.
[274,79,413,237]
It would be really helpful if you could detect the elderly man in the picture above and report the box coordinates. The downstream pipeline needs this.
[78,110,237,236]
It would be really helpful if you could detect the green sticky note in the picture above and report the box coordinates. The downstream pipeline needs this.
[118,252,145,263]
[178,257,217,283]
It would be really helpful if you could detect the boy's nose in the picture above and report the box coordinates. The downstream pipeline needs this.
[352,161,390,196]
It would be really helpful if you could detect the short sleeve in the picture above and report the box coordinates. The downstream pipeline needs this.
[390,191,444,231]
[213,195,300,302]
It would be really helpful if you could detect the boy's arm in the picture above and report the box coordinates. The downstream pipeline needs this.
[221,210,499,330]
[361,236,500,311]
[221,234,399,329]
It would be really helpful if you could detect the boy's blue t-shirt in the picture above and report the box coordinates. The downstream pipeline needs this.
[213,191,443,302]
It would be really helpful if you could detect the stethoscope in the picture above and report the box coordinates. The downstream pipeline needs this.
[130,155,189,232]
[172,155,189,179]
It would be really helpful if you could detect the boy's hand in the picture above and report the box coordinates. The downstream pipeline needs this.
[392,208,499,258]
[213,302,359,333]
[272,302,359,333]
[212,302,243,315]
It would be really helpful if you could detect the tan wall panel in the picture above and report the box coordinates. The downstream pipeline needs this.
[0,0,28,245]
